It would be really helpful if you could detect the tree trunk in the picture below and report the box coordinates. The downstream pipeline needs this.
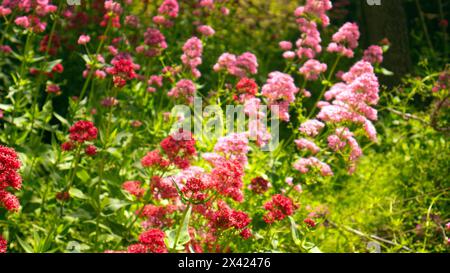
[359,0,412,86]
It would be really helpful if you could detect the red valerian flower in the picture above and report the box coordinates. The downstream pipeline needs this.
[210,159,244,202]
[106,53,139,88]
[160,130,197,169]
[303,218,316,228]
[52,63,64,74]
[0,145,22,211]
[69,121,98,143]
[84,145,97,156]
[141,150,170,169]
[0,235,7,253]
[55,191,70,201]
[263,194,296,224]
[249,177,270,194]
[122,181,145,198]
[240,228,252,239]
[235,77,258,102]
[61,141,75,151]
[127,243,148,253]
[150,175,179,199]
[0,190,20,211]
[137,229,168,253]
[141,204,176,228]
[208,200,251,233]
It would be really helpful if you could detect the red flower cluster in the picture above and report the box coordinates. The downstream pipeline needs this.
[127,229,167,253]
[150,175,179,199]
[0,145,22,211]
[141,204,176,228]
[235,77,258,102]
[210,159,244,202]
[249,177,270,194]
[142,130,197,170]
[263,194,296,224]
[141,150,169,169]
[62,121,98,156]
[208,200,252,239]
[182,177,210,202]
[69,120,98,143]
[303,218,316,228]
[0,235,6,253]
[106,53,139,88]
[122,181,145,199]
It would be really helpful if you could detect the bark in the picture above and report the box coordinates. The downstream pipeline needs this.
[359,0,412,86]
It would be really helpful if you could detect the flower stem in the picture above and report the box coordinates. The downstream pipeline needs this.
[171,203,191,251]
[307,55,341,119]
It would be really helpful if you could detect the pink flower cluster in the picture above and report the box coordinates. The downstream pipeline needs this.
[432,71,449,93]
[141,28,168,57]
[363,45,384,64]
[168,79,197,103]
[291,1,332,60]
[244,98,272,147]
[294,0,333,27]
[318,60,379,142]
[299,59,327,80]
[213,52,258,78]
[8,0,57,33]
[294,18,322,59]
[181,37,203,78]
[327,127,362,173]
[197,25,215,37]
[299,119,325,137]
[153,0,179,28]
[327,22,360,58]
[293,157,333,177]
[261,72,299,122]
[295,138,320,154]
[212,133,250,166]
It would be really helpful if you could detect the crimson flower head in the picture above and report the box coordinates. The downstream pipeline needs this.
[209,200,251,232]
[249,177,270,194]
[55,191,70,201]
[159,129,196,169]
[122,181,145,199]
[236,77,258,101]
[141,150,170,169]
[69,120,98,143]
[211,159,244,202]
[263,194,296,224]
[84,145,97,156]
[106,53,139,88]
[303,218,316,228]
[0,145,22,212]
[132,229,167,253]
[0,235,6,253]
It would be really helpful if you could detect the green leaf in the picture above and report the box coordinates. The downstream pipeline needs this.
[16,235,34,253]
[53,112,70,127]
[69,187,88,199]
[177,206,192,246]
[76,170,90,183]
[104,198,130,212]
[380,68,394,76]
[0,104,13,111]
[288,216,301,246]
